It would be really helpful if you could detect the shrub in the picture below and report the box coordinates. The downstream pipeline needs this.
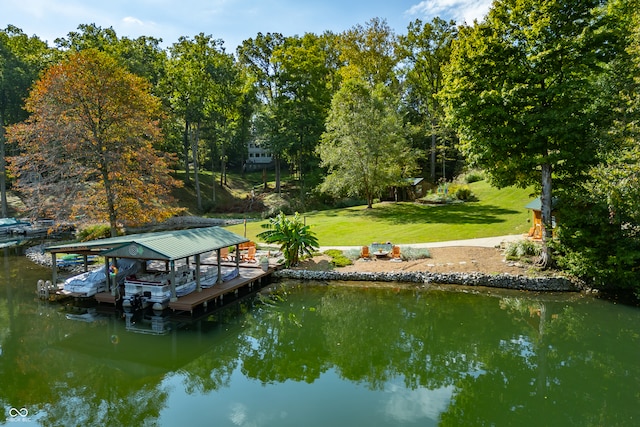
[464,170,485,183]
[77,224,114,241]
[419,185,475,203]
[418,191,454,204]
[257,212,319,267]
[323,249,353,267]
[399,247,431,261]
[505,240,542,261]
[453,185,474,201]
[261,194,293,218]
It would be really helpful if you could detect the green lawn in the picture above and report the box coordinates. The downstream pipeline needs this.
[225,181,536,246]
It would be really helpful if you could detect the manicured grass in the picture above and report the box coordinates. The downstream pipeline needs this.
[225,181,535,246]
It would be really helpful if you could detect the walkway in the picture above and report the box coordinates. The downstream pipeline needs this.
[318,234,524,252]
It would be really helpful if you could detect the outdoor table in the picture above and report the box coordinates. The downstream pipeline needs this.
[374,250,389,258]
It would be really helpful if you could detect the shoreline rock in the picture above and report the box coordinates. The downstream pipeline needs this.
[274,269,583,292]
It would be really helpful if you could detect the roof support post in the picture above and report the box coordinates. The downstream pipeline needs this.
[51,252,57,285]
[195,254,202,292]
[216,248,222,284]
[110,258,119,297]
[169,260,177,302]
[105,257,111,294]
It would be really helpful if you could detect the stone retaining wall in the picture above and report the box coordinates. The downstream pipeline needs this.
[275,269,583,292]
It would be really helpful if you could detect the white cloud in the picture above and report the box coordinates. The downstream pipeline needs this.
[384,383,454,423]
[229,402,248,425]
[119,16,160,37]
[405,0,492,24]
[122,16,145,26]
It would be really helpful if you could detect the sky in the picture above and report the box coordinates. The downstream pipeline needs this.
[2,0,492,52]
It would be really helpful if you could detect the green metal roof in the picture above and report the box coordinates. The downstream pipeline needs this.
[525,198,541,210]
[0,217,30,227]
[525,197,558,211]
[46,226,249,261]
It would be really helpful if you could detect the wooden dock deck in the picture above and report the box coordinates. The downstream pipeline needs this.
[95,292,117,304]
[169,267,273,313]
[94,266,275,313]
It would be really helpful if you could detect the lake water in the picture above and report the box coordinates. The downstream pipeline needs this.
[1,245,639,426]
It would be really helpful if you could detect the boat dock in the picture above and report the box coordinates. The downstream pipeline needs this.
[94,264,275,314]
[44,227,284,318]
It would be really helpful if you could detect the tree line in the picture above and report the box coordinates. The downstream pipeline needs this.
[1,0,639,294]
[0,17,459,223]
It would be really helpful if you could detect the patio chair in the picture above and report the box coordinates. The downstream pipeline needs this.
[243,246,257,263]
[391,245,401,259]
[239,241,256,250]
[360,246,370,259]
[219,247,230,261]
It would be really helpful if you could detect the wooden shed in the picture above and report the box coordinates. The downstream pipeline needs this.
[525,197,557,239]
[388,178,425,202]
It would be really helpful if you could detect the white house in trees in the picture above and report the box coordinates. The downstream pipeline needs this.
[245,142,273,171]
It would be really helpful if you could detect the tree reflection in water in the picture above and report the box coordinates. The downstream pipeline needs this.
[1,259,639,427]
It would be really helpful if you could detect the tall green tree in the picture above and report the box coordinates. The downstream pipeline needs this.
[163,33,225,210]
[443,0,614,265]
[338,18,398,88]
[398,18,457,182]
[554,0,640,291]
[55,24,167,87]
[318,79,415,208]
[0,26,51,217]
[237,32,287,193]
[272,33,334,199]
[7,49,181,236]
[212,52,244,188]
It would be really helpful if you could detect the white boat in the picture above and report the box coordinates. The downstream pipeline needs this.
[123,265,240,311]
[62,258,140,297]
[201,266,239,288]
[122,265,200,311]
[0,218,30,234]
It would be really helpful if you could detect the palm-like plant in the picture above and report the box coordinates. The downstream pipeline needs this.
[257,212,319,267]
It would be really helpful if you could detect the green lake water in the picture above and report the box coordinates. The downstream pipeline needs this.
[1,245,639,426]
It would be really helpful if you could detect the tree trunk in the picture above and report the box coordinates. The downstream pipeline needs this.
[538,162,554,268]
[183,119,191,186]
[275,155,281,195]
[211,143,216,205]
[219,149,226,188]
[101,167,118,237]
[263,168,267,190]
[223,122,229,186]
[0,112,8,217]
[298,153,305,204]
[192,122,202,211]
[430,128,437,182]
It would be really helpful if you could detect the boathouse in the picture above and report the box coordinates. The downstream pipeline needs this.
[45,227,272,313]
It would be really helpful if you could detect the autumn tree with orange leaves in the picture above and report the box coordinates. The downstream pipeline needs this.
[7,49,183,236]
